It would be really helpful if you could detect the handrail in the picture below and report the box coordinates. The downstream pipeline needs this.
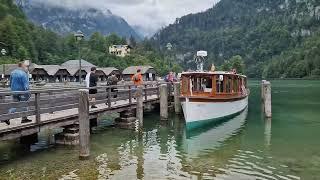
[0,83,164,125]
[0,82,165,96]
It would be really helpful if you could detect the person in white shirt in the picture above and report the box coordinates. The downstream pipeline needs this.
[85,72,91,88]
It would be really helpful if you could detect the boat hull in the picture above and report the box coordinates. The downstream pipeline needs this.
[181,96,248,129]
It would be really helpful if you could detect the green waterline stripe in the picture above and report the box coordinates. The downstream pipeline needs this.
[186,107,247,131]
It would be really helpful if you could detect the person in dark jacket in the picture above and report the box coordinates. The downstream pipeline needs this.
[107,74,119,104]
[7,62,31,125]
[89,67,98,109]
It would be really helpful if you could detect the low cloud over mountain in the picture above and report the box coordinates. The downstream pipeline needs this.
[27,0,218,37]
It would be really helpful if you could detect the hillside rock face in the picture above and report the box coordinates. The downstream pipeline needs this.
[19,0,141,39]
[154,0,320,77]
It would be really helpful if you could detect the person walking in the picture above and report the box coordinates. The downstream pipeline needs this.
[132,69,143,86]
[85,70,91,89]
[89,67,98,109]
[6,62,31,125]
[107,74,119,104]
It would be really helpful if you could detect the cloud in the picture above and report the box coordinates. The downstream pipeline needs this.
[31,0,219,36]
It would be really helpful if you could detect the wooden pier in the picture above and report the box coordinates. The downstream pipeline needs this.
[0,83,175,143]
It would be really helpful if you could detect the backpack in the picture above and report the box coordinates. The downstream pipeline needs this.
[133,74,140,82]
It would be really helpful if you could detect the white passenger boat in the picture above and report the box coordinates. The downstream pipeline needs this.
[180,51,249,129]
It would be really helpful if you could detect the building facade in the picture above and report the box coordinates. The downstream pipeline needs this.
[109,45,132,57]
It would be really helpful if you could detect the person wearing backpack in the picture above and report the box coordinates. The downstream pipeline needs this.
[132,69,143,86]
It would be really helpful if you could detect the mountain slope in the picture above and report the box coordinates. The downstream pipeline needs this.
[19,0,141,39]
[154,0,320,78]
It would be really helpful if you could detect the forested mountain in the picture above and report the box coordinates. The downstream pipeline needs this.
[154,0,320,78]
[0,0,180,75]
[18,0,141,39]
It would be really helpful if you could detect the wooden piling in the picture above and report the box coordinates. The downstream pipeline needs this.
[35,93,41,124]
[173,82,181,114]
[261,80,267,100]
[136,86,144,125]
[160,84,168,120]
[263,81,272,118]
[107,87,112,108]
[78,89,90,160]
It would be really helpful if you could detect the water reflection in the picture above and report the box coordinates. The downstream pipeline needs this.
[0,108,302,180]
[182,108,248,157]
[97,109,249,179]
[95,108,300,180]
[264,118,272,148]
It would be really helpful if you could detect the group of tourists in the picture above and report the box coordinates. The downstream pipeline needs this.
[86,67,120,108]
[3,62,177,125]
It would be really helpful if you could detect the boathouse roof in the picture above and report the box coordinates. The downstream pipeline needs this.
[61,59,96,67]
[29,64,48,75]
[122,66,155,75]
[40,65,70,76]
[61,66,86,76]
[0,64,18,75]
[97,67,120,76]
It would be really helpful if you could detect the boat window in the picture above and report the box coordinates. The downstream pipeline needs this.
[202,77,212,92]
[226,76,232,93]
[233,77,239,93]
[216,75,224,93]
[181,76,189,94]
[191,76,212,93]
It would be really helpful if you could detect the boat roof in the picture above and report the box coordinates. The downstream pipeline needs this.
[181,71,247,78]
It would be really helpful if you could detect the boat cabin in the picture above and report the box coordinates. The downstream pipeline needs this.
[180,71,247,98]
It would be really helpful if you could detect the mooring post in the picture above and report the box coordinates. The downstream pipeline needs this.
[261,80,267,100]
[78,89,90,160]
[136,86,144,125]
[263,81,272,118]
[173,82,181,114]
[34,92,41,124]
[160,84,168,120]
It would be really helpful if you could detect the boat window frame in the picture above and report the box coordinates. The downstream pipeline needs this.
[180,73,247,97]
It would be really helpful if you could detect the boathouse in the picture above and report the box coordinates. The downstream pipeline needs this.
[61,60,96,82]
[29,64,49,81]
[96,67,121,81]
[122,66,157,81]
[40,65,71,83]
[0,64,18,80]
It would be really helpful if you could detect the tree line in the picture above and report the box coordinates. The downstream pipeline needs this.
[0,0,182,76]
[153,0,320,78]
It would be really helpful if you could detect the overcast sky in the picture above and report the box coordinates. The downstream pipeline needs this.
[34,0,219,36]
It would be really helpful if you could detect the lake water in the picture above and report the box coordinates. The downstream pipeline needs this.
[0,80,319,180]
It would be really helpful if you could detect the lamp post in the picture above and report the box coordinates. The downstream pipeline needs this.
[166,43,173,69]
[1,48,7,88]
[1,48,6,82]
[74,30,84,84]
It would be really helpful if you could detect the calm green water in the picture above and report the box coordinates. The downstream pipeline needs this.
[0,80,319,180]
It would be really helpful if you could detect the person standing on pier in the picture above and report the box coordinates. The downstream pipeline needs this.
[107,74,119,104]
[6,62,32,125]
[89,67,98,109]
[165,71,177,83]
[132,69,143,86]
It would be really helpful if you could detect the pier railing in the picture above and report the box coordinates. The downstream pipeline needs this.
[0,82,167,131]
